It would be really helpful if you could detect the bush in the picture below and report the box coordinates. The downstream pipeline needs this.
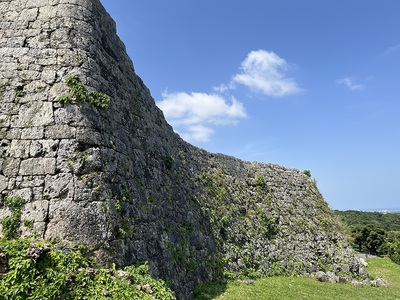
[58,75,110,110]
[1,196,25,239]
[0,238,174,299]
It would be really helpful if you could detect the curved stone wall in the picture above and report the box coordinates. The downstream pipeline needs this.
[0,1,365,299]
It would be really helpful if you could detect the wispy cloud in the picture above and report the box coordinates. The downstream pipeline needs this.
[381,44,400,58]
[336,77,364,91]
[229,50,302,97]
[157,91,246,142]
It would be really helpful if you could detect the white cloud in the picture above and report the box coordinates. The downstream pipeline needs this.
[157,91,247,142]
[157,49,301,142]
[336,77,364,91]
[381,44,400,57]
[231,50,302,97]
[180,125,215,142]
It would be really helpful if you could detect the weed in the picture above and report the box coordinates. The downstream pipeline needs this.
[164,154,174,170]
[58,75,110,110]
[0,196,25,239]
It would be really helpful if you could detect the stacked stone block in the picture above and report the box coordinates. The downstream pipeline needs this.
[0,1,365,299]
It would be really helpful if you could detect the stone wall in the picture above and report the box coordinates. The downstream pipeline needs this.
[0,1,365,299]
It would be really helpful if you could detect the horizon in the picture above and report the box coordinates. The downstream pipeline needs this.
[100,0,400,211]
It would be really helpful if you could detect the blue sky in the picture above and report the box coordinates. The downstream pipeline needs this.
[100,0,400,211]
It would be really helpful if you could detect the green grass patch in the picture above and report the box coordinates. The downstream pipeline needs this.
[195,257,400,300]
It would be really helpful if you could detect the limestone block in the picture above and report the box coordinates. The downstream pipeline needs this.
[24,81,47,94]
[37,49,57,66]
[38,5,58,20]
[41,69,56,84]
[56,139,80,173]
[49,82,67,102]
[21,126,44,139]
[9,140,31,158]
[46,200,109,247]
[133,240,148,261]
[12,101,53,128]
[1,100,19,116]
[50,28,73,49]
[54,106,86,126]
[19,158,56,175]
[2,158,21,176]
[15,175,45,189]
[8,188,33,203]
[20,8,39,23]
[6,37,26,47]
[0,175,8,192]
[43,173,74,199]
[29,139,58,158]
[0,139,10,156]
[0,116,10,130]
[45,124,76,139]
[27,32,50,48]
[21,200,49,222]
[76,127,102,146]
[19,70,42,81]
[32,186,44,201]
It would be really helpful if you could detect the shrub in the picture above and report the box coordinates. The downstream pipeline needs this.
[58,75,110,110]
[1,196,25,239]
[0,238,174,299]
[164,155,174,170]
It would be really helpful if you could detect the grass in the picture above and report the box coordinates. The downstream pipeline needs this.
[195,257,400,300]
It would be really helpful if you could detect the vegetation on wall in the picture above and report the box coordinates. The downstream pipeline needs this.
[58,75,110,110]
[196,166,282,280]
[0,196,25,240]
[0,196,173,299]
[0,238,174,300]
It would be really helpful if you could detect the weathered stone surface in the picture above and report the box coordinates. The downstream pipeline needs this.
[373,278,388,287]
[19,158,56,175]
[43,173,74,200]
[45,124,76,139]
[315,271,338,283]
[21,127,44,139]
[11,101,53,128]
[21,200,49,223]
[2,158,20,176]
[0,175,8,192]
[9,140,31,158]
[0,0,367,299]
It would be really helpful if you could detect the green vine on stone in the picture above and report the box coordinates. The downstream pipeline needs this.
[58,75,110,110]
[1,196,25,239]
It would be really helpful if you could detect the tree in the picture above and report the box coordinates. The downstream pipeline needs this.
[380,231,400,264]
[363,224,386,255]
[350,225,364,252]
[350,224,386,255]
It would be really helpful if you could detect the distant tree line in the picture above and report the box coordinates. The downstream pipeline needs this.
[335,210,400,265]
[335,210,400,231]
